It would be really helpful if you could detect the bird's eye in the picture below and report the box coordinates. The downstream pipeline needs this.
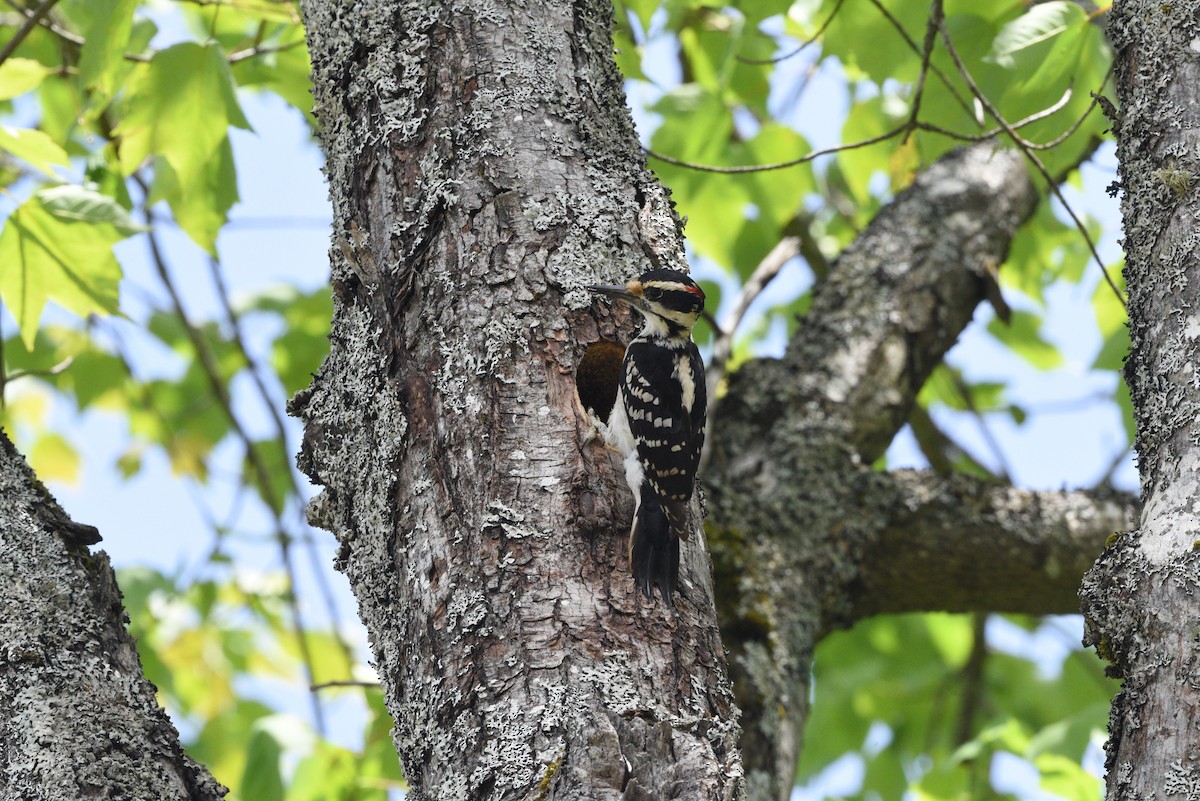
[644,287,663,301]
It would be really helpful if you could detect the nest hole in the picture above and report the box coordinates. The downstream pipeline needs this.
[575,340,625,423]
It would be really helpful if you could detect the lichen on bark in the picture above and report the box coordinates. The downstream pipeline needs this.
[1080,2,1200,799]
[0,429,225,801]
[295,0,741,797]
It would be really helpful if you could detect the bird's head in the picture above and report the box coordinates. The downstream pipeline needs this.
[588,269,706,338]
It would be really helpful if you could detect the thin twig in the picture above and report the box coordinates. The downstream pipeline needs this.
[737,0,846,66]
[908,404,996,478]
[707,235,802,393]
[103,318,240,574]
[700,232,807,476]
[913,87,1074,144]
[648,82,1079,176]
[950,370,1013,482]
[902,0,943,144]
[936,19,1126,308]
[0,0,61,67]
[311,679,382,691]
[6,356,74,383]
[954,614,989,746]
[1026,70,1112,152]
[865,0,975,123]
[227,38,303,64]
[3,0,301,66]
[645,122,909,174]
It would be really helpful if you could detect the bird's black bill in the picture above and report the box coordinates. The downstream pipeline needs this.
[588,284,638,303]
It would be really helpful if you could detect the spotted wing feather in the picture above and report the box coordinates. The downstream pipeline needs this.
[622,340,706,537]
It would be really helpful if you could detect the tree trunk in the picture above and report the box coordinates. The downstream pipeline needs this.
[1081,1,1200,797]
[293,1,741,797]
[294,2,1143,799]
[0,429,225,801]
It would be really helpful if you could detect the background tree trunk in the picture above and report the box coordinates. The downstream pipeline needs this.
[0,429,225,801]
[1081,1,1200,798]
[294,1,742,797]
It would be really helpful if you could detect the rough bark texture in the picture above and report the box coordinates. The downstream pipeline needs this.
[293,1,740,798]
[855,471,1138,618]
[703,144,1041,800]
[0,429,225,801]
[1080,2,1200,798]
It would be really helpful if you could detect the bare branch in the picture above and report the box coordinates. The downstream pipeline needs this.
[706,234,801,398]
[851,469,1138,619]
[704,143,1037,797]
[736,0,846,66]
[0,0,60,67]
[645,122,908,174]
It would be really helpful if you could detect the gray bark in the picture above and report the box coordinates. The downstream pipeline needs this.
[0,428,225,801]
[293,1,740,798]
[703,144,1044,800]
[1080,1,1200,798]
[856,471,1138,619]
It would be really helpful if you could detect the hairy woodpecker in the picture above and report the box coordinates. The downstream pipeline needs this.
[588,269,707,605]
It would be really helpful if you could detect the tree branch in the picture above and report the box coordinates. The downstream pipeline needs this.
[710,143,1036,468]
[703,143,1038,799]
[0,428,225,801]
[851,469,1139,619]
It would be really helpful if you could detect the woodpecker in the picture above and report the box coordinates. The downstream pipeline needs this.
[588,269,707,605]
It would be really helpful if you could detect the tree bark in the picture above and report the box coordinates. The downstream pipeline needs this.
[1080,1,1200,798]
[294,1,741,797]
[704,143,1043,800]
[855,471,1137,618]
[0,429,225,801]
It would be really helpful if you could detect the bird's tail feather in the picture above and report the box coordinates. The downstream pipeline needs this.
[629,489,680,606]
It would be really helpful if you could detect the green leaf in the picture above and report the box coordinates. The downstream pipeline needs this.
[116,42,251,253]
[288,743,366,801]
[0,58,52,100]
[248,286,332,395]
[987,2,1082,69]
[839,97,905,203]
[75,0,139,99]
[0,189,128,348]
[37,185,145,234]
[1036,752,1102,801]
[30,432,80,483]
[986,311,1064,370]
[240,720,287,801]
[190,699,275,789]
[0,125,69,175]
